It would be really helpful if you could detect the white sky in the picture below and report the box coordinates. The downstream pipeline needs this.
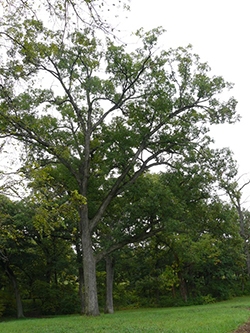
[122,0,250,205]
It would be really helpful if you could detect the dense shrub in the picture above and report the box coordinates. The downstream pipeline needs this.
[31,280,80,315]
[0,301,5,318]
[0,288,17,317]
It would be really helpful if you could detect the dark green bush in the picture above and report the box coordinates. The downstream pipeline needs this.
[0,301,5,318]
[31,280,79,315]
[0,288,16,317]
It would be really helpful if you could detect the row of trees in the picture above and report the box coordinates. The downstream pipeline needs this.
[1,161,250,318]
[0,0,249,317]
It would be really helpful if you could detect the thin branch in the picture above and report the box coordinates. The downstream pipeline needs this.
[92,53,152,131]
[46,56,87,134]
[239,179,250,193]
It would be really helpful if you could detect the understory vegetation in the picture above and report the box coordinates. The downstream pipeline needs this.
[0,184,250,317]
[1,297,250,333]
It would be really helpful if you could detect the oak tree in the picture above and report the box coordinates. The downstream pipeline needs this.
[0,0,238,315]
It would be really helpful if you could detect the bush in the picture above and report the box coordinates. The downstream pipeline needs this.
[31,280,80,315]
[201,294,216,304]
[0,288,16,317]
[113,281,139,310]
[0,300,5,318]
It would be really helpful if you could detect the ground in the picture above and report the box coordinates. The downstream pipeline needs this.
[233,321,250,333]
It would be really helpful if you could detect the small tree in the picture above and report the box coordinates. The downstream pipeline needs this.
[0,195,26,318]
[219,172,250,276]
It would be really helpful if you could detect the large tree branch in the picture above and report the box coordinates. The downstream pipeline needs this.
[95,224,164,263]
[89,140,148,232]
[90,101,203,232]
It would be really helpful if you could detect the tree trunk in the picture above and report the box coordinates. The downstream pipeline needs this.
[246,249,250,276]
[5,265,25,318]
[78,266,85,314]
[178,272,188,303]
[236,200,250,275]
[105,256,114,314]
[80,207,99,316]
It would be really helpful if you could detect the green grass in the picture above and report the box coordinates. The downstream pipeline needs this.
[1,296,250,333]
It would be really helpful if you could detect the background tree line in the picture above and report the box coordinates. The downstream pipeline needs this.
[1,162,250,318]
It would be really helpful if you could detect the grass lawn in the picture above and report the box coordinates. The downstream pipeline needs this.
[1,296,250,333]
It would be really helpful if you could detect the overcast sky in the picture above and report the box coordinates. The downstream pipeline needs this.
[122,0,250,205]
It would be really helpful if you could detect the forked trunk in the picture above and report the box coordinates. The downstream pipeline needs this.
[80,207,99,316]
[104,256,114,314]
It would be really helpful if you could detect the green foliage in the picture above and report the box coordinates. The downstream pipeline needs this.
[0,192,80,317]
[110,174,245,308]
[113,281,139,310]
[0,300,5,318]
[31,281,79,315]
[0,280,18,317]
[200,294,216,304]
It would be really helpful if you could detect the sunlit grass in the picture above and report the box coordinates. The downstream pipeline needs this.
[1,296,250,333]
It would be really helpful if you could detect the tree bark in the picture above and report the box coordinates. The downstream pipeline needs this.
[225,181,250,276]
[178,271,188,303]
[236,199,250,276]
[80,207,99,316]
[77,253,85,314]
[104,256,114,314]
[78,266,85,314]
[75,237,85,314]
